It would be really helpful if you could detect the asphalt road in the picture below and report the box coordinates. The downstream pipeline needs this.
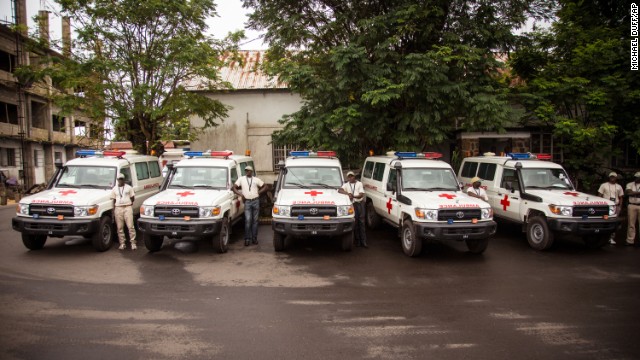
[1,205,639,360]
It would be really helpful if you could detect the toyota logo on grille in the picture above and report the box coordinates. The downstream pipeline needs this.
[456,211,465,219]
[309,208,319,215]
[171,208,181,215]
[588,208,596,215]
[46,207,56,214]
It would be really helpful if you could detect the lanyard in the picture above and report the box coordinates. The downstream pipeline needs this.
[350,182,356,195]
[118,186,124,199]
[475,188,481,196]
[247,177,253,192]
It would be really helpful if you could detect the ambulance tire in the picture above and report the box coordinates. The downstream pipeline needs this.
[92,215,115,252]
[583,234,608,249]
[273,231,285,252]
[526,216,554,251]
[341,232,353,252]
[466,238,489,254]
[213,217,229,253]
[366,201,381,229]
[22,234,47,250]
[401,219,422,257]
[144,234,164,252]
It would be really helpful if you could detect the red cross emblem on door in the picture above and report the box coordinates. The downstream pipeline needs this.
[176,191,195,197]
[500,194,511,211]
[438,194,456,200]
[386,197,393,214]
[305,191,323,197]
[58,190,77,196]
[563,192,579,197]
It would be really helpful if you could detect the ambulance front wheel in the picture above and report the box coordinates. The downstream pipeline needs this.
[466,237,489,254]
[22,234,47,250]
[366,201,381,229]
[273,231,285,252]
[92,215,115,252]
[401,219,422,257]
[526,216,554,250]
[341,231,353,252]
[144,234,164,252]
[213,217,229,253]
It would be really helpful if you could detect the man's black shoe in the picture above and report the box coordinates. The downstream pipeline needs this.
[244,240,250,246]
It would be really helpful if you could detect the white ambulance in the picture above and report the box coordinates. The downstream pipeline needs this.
[12,150,163,251]
[271,151,355,251]
[138,151,254,253]
[458,153,619,250]
[362,151,496,257]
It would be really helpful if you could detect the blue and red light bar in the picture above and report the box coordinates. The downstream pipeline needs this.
[184,150,233,158]
[507,153,552,160]
[534,153,552,160]
[76,150,126,158]
[289,150,337,157]
[394,152,443,159]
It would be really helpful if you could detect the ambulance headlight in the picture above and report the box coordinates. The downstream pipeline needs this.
[609,205,616,216]
[273,205,290,217]
[337,205,354,217]
[199,206,220,218]
[481,208,493,219]
[549,205,572,216]
[18,203,29,215]
[415,208,437,220]
[141,205,154,217]
[74,205,98,217]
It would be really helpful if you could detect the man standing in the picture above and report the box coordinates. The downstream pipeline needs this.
[111,173,136,250]
[339,171,368,248]
[467,176,489,202]
[233,166,267,246]
[625,172,640,246]
[598,172,624,245]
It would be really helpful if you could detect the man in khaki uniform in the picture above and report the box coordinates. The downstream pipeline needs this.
[598,172,624,245]
[626,172,640,246]
[111,173,137,250]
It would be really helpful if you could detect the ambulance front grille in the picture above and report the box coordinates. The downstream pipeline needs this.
[437,209,482,221]
[573,206,609,217]
[291,206,337,217]
[154,206,200,218]
[29,204,75,217]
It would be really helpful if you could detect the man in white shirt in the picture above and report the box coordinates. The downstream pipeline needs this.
[110,173,136,250]
[467,177,489,202]
[338,171,367,248]
[625,171,640,246]
[233,166,267,246]
[598,172,624,244]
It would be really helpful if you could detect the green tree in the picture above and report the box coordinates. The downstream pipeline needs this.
[30,0,242,154]
[244,0,553,166]
[509,0,639,190]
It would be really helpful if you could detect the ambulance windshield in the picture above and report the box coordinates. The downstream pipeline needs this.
[521,168,572,190]
[56,166,117,189]
[283,167,343,188]
[401,168,459,191]
[168,166,228,189]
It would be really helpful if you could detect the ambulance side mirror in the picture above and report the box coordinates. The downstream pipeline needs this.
[505,181,514,192]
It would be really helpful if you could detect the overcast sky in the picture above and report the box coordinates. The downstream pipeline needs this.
[0,0,267,50]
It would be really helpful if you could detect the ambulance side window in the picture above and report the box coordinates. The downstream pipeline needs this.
[363,161,374,179]
[387,169,397,192]
[120,167,132,185]
[372,163,385,181]
[477,163,496,181]
[135,162,149,180]
[461,162,478,178]
[230,167,238,184]
[148,161,161,178]
[501,168,518,190]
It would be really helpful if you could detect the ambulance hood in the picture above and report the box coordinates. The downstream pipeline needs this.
[404,190,490,209]
[145,189,229,207]
[21,188,111,206]
[277,188,351,206]
[525,189,613,207]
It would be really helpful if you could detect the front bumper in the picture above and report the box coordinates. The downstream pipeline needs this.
[272,217,354,237]
[137,217,222,237]
[415,220,497,241]
[548,217,619,235]
[12,216,100,236]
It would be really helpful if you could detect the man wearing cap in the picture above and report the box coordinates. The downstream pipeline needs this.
[467,177,489,202]
[338,171,367,247]
[598,172,624,244]
[625,171,640,246]
[233,166,267,246]
[110,173,136,250]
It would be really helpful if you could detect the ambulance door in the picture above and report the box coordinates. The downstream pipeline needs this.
[494,167,522,222]
[230,166,243,217]
[382,166,401,223]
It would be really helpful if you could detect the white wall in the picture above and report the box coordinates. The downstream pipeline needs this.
[190,90,302,182]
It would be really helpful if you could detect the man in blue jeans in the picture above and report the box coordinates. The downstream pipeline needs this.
[233,166,267,246]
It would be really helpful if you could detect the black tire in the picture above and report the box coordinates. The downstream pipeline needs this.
[341,232,353,252]
[366,201,381,229]
[92,215,115,252]
[401,219,422,257]
[213,217,229,253]
[466,238,489,254]
[526,216,554,250]
[22,234,46,250]
[144,234,164,252]
[583,234,609,249]
[273,231,285,252]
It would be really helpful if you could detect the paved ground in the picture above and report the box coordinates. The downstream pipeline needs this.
[1,205,640,360]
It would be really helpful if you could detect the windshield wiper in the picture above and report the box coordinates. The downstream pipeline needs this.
[310,182,335,189]
[403,187,428,191]
[286,182,308,189]
[56,183,75,188]
[426,187,458,191]
[193,185,220,189]
[169,184,191,189]
[526,185,553,189]
[80,184,105,189]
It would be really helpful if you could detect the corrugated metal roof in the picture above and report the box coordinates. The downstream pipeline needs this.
[184,50,288,91]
